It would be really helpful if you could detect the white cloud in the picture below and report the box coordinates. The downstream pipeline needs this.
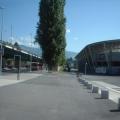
[20,36,40,48]
[8,36,37,47]
[66,28,71,33]
[9,37,22,44]
[20,36,36,47]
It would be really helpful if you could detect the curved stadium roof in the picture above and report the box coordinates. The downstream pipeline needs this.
[76,39,120,59]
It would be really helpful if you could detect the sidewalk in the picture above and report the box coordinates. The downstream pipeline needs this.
[0,72,42,87]
[80,75,120,104]
[0,73,119,120]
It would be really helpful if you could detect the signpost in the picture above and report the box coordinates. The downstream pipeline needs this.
[0,48,4,55]
[14,55,21,80]
[0,6,4,75]
[85,62,87,75]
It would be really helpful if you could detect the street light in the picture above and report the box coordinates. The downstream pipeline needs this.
[0,6,4,75]
[85,62,87,75]
[30,33,33,72]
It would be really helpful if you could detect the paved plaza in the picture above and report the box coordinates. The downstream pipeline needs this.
[0,72,120,120]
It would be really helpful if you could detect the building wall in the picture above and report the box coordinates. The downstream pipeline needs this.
[76,40,120,75]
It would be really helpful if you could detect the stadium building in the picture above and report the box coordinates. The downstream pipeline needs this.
[75,39,120,75]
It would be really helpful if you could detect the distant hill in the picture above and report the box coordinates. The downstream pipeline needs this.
[65,51,77,59]
[20,45,77,59]
[20,45,42,57]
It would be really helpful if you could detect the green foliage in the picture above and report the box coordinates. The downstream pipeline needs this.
[36,0,66,70]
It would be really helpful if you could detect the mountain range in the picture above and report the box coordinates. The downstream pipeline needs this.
[20,45,77,59]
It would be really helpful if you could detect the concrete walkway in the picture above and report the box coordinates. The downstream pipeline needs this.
[0,73,120,120]
[0,72,42,87]
[80,75,120,103]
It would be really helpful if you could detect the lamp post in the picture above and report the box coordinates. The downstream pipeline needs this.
[85,62,87,75]
[10,24,13,44]
[0,6,4,75]
[30,33,33,72]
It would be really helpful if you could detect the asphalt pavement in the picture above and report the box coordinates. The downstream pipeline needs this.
[0,72,120,120]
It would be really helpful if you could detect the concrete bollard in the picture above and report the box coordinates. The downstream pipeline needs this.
[78,78,81,82]
[79,79,83,83]
[84,81,88,86]
[87,83,92,89]
[92,86,99,93]
[118,98,120,110]
[101,89,109,99]
[81,79,85,84]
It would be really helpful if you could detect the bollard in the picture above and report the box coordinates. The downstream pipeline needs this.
[87,83,92,89]
[79,79,83,82]
[78,78,80,82]
[79,79,83,83]
[81,79,85,84]
[118,98,120,110]
[84,81,88,86]
[101,89,109,99]
[92,86,99,93]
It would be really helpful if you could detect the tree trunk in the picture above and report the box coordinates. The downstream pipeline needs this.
[48,65,61,72]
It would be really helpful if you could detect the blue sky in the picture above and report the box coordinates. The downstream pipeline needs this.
[0,0,120,53]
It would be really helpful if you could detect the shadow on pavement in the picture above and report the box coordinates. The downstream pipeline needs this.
[110,109,120,112]
[95,97,106,100]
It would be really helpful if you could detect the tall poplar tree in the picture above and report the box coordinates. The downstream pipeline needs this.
[36,0,66,71]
